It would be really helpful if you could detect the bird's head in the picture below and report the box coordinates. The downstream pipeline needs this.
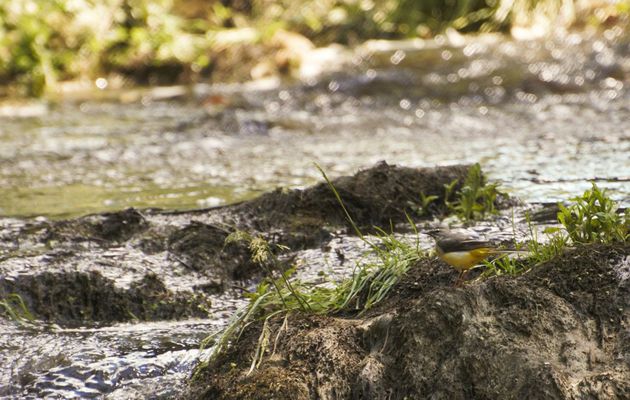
[425,227,448,239]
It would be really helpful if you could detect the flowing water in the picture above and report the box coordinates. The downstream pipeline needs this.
[0,296,243,399]
[1,28,629,398]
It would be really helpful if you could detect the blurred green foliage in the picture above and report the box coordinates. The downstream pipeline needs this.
[0,0,625,96]
[262,0,504,44]
[0,0,214,95]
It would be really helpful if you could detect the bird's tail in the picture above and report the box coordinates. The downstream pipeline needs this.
[491,248,529,255]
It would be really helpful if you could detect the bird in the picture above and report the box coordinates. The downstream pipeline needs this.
[426,228,520,286]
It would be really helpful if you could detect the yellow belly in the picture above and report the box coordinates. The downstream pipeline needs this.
[439,248,493,271]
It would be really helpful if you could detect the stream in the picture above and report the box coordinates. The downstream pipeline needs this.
[1,28,629,398]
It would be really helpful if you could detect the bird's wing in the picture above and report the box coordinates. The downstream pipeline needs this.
[436,234,493,253]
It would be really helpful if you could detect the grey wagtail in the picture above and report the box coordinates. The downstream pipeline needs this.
[427,228,519,285]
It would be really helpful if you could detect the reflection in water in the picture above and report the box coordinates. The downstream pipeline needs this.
[0,183,257,220]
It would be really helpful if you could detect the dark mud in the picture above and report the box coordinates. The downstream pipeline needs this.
[1,163,475,325]
[185,243,630,399]
[193,315,366,400]
[168,221,258,281]
[229,161,480,248]
[0,271,210,325]
[44,208,149,244]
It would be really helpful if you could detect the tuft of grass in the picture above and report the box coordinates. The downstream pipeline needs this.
[198,228,421,374]
[0,293,35,327]
[316,163,421,313]
[198,166,424,373]
[333,227,421,313]
[479,211,528,278]
[526,218,568,265]
[481,254,524,277]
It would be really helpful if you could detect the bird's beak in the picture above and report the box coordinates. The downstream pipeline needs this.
[425,228,443,238]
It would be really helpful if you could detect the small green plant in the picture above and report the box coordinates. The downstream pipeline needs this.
[557,183,628,244]
[480,254,523,277]
[0,293,35,326]
[415,192,439,216]
[457,163,500,221]
[226,231,311,312]
[443,178,459,211]
[519,183,625,269]
[444,163,502,222]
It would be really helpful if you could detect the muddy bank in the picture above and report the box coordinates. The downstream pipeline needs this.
[185,243,630,399]
[228,161,480,247]
[44,208,150,243]
[0,272,211,326]
[1,162,477,325]
[41,162,476,248]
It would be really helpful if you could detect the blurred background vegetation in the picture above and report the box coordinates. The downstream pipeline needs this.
[0,0,627,96]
